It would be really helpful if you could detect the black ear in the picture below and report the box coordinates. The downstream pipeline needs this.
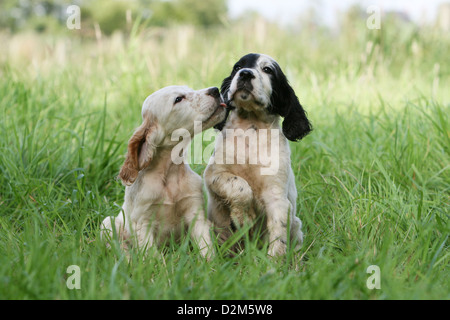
[270,72,312,141]
[214,75,233,131]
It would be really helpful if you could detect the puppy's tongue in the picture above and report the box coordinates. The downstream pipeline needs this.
[220,103,227,108]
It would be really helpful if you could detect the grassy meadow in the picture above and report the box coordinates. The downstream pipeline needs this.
[0,16,449,300]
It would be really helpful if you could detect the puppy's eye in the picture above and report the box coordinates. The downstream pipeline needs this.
[174,96,184,104]
[234,65,242,72]
[263,67,273,74]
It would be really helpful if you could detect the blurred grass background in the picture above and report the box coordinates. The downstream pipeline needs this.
[0,0,448,299]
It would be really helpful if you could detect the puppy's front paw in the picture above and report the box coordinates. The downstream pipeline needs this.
[268,239,287,257]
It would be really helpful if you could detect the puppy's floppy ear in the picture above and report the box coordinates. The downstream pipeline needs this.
[119,115,161,186]
[214,75,233,131]
[270,72,312,141]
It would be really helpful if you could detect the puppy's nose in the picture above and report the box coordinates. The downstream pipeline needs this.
[239,69,255,80]
[206,87,220,98]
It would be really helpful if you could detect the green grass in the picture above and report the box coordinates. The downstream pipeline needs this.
[0,19,449,299]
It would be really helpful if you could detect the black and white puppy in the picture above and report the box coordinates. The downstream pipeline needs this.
[204,53,312,256]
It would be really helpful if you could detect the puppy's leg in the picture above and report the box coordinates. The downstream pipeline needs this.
[185,208,214,259]
[131,220,156,254]
[290,216,304,252]
[263,188,293,256]
[206,190,234,246]
[205,171,253,230]
[287,178,304,251]
[100,213,130,250]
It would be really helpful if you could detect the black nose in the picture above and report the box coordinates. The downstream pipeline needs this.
[207,87,220,98]
[239,69,255,80]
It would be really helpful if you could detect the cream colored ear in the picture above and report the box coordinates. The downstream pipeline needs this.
[119,116,160,186]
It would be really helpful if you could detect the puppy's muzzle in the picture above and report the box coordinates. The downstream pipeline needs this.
[239,69,255,81]
[206,87,221,99]
[236,69,255,94]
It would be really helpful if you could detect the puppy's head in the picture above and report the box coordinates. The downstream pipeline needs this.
[217,53,312,141]
[119,86,226,185]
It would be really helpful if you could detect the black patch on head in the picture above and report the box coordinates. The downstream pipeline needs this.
[220,53,261,102]
[214,54,261,130]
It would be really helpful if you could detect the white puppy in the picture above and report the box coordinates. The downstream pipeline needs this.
[101,86,226,258]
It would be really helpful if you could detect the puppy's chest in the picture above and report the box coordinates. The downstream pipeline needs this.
[219,122,289,167]
[141,175,185,205]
